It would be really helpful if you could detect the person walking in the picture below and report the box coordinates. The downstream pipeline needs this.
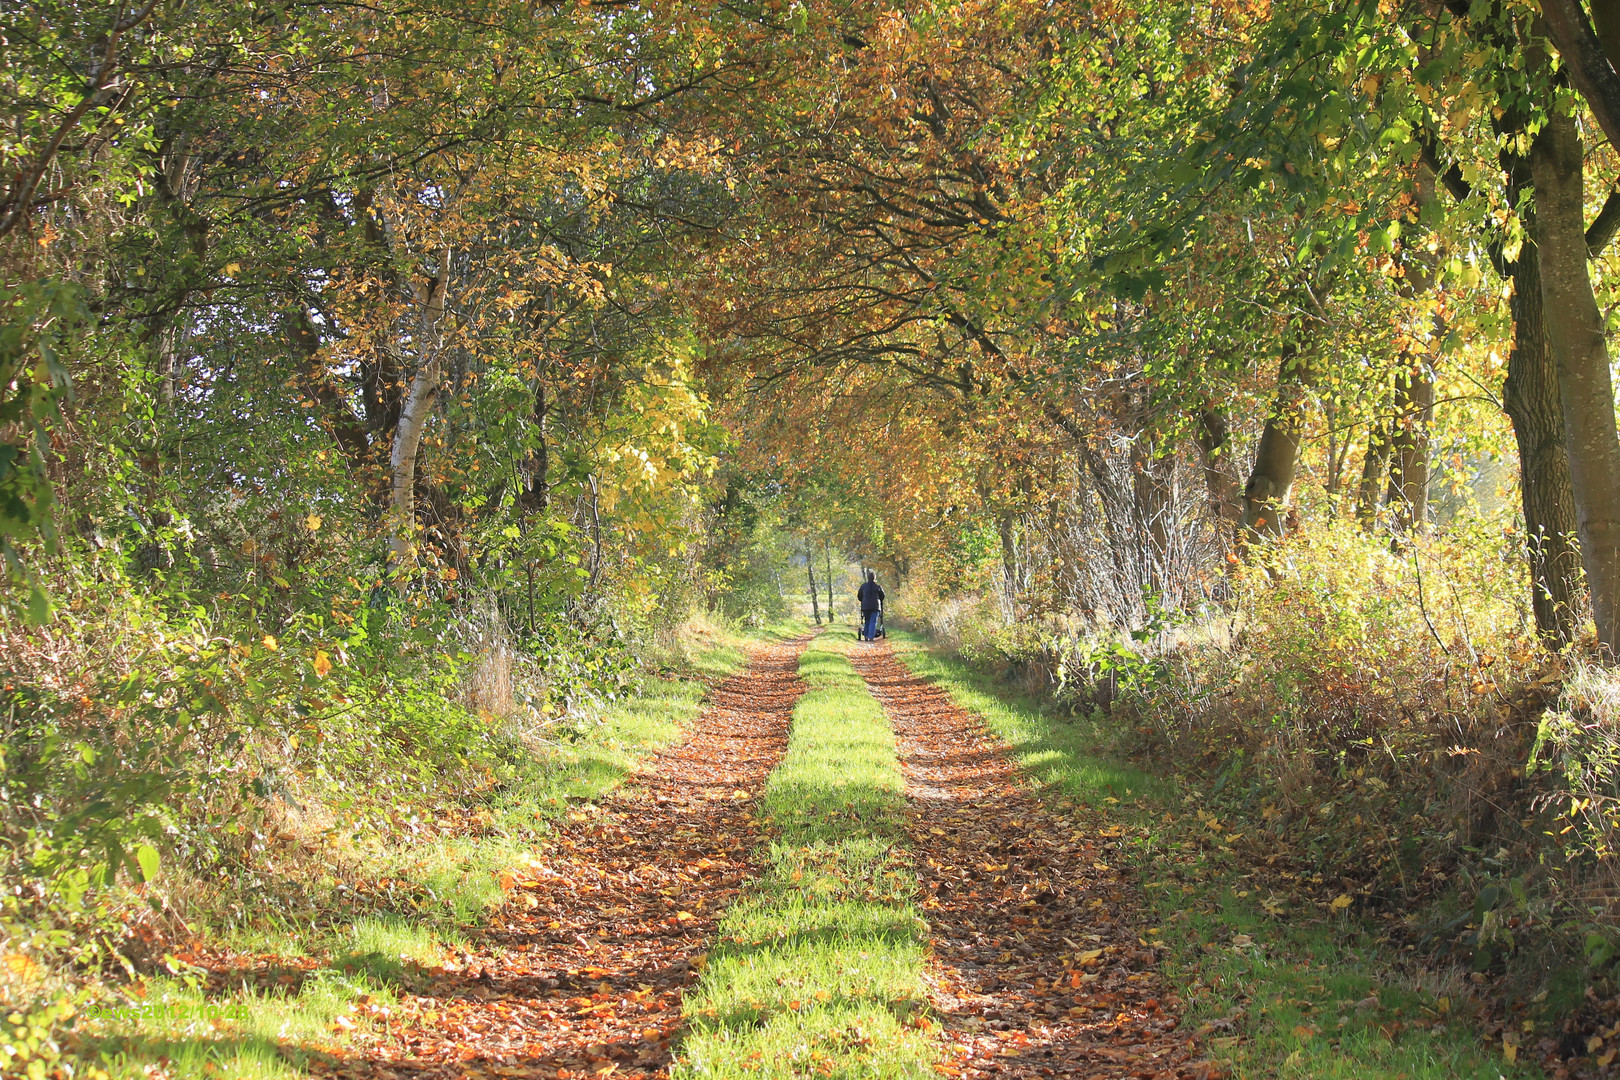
[856,570,885,642]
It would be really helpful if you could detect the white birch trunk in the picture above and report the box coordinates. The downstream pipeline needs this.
[387,245,453,571]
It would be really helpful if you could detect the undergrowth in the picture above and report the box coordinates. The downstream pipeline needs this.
[917,523,1620,1006]
[0,592,762,1079]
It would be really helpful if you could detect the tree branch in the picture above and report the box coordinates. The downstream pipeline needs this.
[1540,0,1620,153]
[1589,187,1620,255]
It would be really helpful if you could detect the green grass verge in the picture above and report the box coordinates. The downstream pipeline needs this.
[675,626,938,1080]
[887,631,1536,1080]
[67,623,774,1080]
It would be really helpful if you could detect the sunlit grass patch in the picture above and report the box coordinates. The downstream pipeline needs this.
[888,633,1532,1080]
[334,914,453,984]
[85,967,394,1080]
[676,626,937,1079]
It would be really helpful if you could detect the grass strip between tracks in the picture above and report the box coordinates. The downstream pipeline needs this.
[889,631,1536,1080]
[675,626,937,1079]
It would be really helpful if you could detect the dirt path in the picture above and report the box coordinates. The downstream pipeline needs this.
[329,634,810,1080]
[846,642,1203,1080]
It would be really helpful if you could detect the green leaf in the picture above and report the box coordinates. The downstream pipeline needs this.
[1587,932,1616,968]
[25,584,50,626]
[135,844,161,883]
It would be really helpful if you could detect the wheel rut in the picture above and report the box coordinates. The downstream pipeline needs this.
[846,641,1201,1080]
[326,634,811,1080]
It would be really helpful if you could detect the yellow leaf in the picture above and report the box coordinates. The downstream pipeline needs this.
[312,650,332,678]
[2,953,39,979]
[262,635,278,651]
[1503,1039,1518,1063]
[224,262,241,275]
[676,911,695,922]
[306,514,322,532]
[1331,894,1354,910]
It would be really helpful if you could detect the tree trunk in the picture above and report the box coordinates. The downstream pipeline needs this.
[521,377,550,511]
[1385,366,1436,532]
[387,246,453,573]
[807,547,821,624]
[1504,198,1580,644]
[1080,445,1135,611]
[388,357,443,568]
[1356,420,1392,529]
[1131,433,1171,595]
[1385,162,1442,534]
[998,514,1021,613]
[1194,407,1242,527]
[1531,105,1620,655]
[1240,346,1312,544]
[823,540,834,618]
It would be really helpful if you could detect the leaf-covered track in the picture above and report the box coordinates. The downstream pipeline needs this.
[675,625,935,1079]
[846,642,1203,1080]
[325,634,810,1080]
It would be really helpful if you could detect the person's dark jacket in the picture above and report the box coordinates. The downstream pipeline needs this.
[857,580,885,613]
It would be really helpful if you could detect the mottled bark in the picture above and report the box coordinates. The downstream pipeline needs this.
[521,378,550,511]
[807,548,821,624]
[387,246,453,570]
[1356,420,1392,529]
[1194,407,1241,527]
[1131,433,1171,594]
[998,514,1021,610]
[1240,347,1312,543]
[1386,367,1436,533]
[1385,163,1442,534]
[1504,192,1580,645]
[823,540,834,618]
[1531,106,1620,655]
